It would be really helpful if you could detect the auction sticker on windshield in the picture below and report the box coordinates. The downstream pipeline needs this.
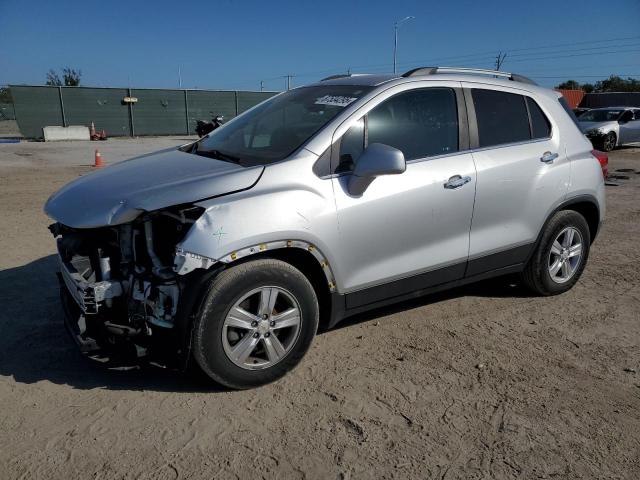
[315,95,358,107]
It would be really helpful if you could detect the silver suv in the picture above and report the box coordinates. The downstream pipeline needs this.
[45,67,606,389]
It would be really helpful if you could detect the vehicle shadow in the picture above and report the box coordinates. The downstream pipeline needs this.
[0,255,534,392]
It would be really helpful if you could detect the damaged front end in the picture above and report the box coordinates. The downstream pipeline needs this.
[51,205,215,369]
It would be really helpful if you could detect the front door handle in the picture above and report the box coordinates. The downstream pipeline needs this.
[540,151,559,163]
[444,175,472,189]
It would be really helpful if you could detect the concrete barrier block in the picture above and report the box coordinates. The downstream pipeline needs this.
[43,126,90,141]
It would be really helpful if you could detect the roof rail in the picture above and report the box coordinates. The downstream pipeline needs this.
[402,66,537,85]
[321,74,352,81]
[320,73,372,81]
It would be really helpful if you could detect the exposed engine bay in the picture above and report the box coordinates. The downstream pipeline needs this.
[50,205,208,368]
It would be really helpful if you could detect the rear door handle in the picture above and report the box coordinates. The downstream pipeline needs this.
[444,175,472,189]
[540,151,559,163]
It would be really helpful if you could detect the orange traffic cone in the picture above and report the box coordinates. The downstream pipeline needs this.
[94,149,104,168]
[90,121,96,138]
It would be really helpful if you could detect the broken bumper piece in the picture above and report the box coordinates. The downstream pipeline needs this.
[57,270,148,370]
[58,257,122,314]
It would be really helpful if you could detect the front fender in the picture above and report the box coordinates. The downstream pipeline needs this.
[174,186,339,291]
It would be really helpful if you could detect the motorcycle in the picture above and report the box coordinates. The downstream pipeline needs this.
[195,114,224,137]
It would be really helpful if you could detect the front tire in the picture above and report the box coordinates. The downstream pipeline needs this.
[192,259,319,389]
[521,210,590,296]
[601,132,616,152]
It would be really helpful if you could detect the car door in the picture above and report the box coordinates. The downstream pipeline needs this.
[462,84,570,276]
[619,109,640,144]
[329,84,477,308]
[634,110,640,142]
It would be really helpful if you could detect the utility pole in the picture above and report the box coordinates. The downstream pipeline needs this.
[260,80,264,92]
[393,16,415,74]
[285,74,294,90]
[495,52,507,71]
[178,66,182,88]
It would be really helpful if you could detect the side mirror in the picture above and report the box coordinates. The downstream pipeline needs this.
[619,112,633,124]
[347,143,406,196]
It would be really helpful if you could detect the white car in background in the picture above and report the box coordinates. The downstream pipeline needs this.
[578,107,640,151]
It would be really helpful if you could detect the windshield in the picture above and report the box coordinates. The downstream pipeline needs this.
[578,109,624,122]
[195,85,372,166]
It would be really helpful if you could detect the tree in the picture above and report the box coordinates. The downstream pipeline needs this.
[581,83,595,94]
[62,68,81,86]
[555,76,640,93]
[0,87,11,103]
[45,69,62,86]
[557,79,581,90]
[593,75,640,93]
[45,67,82,86]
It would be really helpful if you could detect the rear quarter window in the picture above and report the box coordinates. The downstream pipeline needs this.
[526,97,551,139]
[558,97,582,129]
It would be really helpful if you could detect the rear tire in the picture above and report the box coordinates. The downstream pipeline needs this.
[521,210,590,296]
[192,259,319,389]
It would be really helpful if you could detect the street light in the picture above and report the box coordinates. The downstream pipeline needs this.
[393,16,415,74]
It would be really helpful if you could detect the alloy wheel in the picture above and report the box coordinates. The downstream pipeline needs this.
[548,226,583,284]
[603,133,616,152]
[221,286,302,370]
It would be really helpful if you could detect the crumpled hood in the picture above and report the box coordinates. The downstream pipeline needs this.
[579,120,617,133]
[44,148,263,228]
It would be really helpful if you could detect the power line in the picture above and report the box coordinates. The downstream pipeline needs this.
[505,48,640,64]
[346,35,640,73]
[252,36,640,87]
[411,36,640,65]
[505,42,640,59]
[529,74,640,78]
[514,63,640,73]
[391,46,640,72]
[388,48,640,73]
[496,35,640,53]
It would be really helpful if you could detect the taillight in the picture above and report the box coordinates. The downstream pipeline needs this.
[591,150,608,178]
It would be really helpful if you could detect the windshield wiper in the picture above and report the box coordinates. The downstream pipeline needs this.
[195,148,241,164]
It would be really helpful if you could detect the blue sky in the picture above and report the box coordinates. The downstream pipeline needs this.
[1,0,639,90]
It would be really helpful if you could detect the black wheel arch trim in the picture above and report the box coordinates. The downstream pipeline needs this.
[523,193,600,269]
[545,194,601,246]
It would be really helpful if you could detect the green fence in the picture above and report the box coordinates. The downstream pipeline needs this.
[0,103,16,120]
[9,85,278,138]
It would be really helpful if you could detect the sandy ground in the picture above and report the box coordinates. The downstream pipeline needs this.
[0,140,639,479]
[0,135,196,167]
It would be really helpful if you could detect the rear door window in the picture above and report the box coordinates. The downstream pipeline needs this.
[472,89,531,148]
